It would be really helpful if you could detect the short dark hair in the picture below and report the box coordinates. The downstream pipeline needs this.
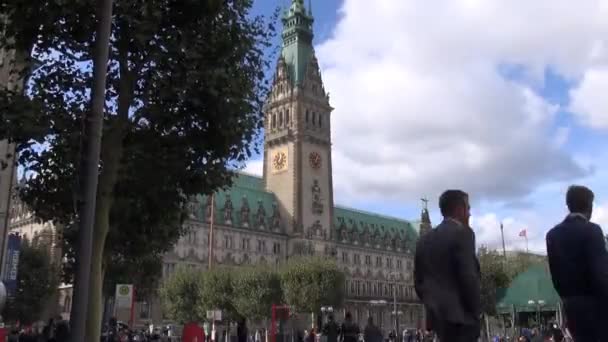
[566,185,594,213]
[439,190,468,217]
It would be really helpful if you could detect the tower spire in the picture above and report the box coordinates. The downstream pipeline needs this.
[281,0,314,86]
[419,197,432,236]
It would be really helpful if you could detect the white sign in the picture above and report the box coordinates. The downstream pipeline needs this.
[115,284,134,309]
[206,310,222,321]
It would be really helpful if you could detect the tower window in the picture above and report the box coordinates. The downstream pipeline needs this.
[286,109,290,124]
[272,114,276,129]
[318,114,323,128]
[279,111,283,127]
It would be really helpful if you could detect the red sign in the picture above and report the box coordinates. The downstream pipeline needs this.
[183,322,205,342]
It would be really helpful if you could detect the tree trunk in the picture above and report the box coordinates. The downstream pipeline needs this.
[69,0,113,341]
[84,197,111,341]
[83,120,127,341]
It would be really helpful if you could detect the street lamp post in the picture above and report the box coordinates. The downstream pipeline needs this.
[389,272,400,338]
[527,300,546,328]
[321,306,334,325]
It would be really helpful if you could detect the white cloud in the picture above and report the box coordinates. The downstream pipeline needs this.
[570,67,608,129]
[472,211,548,254]
[243,159,263,176]
[315,0,608,204]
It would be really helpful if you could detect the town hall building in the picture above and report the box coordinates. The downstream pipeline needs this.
[161,0,429,332]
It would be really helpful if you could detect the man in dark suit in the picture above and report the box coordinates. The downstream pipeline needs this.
[414,190,480,342]
[546,185,608,342]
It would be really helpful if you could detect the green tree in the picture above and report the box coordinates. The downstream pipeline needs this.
[506,252,538,279]
[4,239,59,325]
[478,247,510,316]
[232,266,283,321]
[1,1,276,340]
[279,257,345,314]
[159,267,205,324]
[201,268,238,320]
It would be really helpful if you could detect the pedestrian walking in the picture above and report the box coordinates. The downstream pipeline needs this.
[414,190,480,342]
[340,313,360,342]
[363,317,382,342]
[322,314,339,342]
[546,185,608,342]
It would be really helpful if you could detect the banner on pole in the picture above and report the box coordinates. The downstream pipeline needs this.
[3,234,21,297]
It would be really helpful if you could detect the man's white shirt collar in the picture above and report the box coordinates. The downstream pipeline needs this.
[567,213,588,221]
[444,217,463,227]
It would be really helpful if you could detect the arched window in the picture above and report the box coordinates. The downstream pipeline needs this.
[278,111,283,127]
[305,110,310,123]
[272,114,276,129]
[285,109,290,124]
[318,114,323,128]
[312,112,316,126]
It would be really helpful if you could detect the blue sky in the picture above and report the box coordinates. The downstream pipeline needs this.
[245,0,608,254]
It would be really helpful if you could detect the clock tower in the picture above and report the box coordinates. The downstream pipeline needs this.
[263,0,334,239]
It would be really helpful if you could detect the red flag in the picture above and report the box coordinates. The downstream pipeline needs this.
[519,229,527,237]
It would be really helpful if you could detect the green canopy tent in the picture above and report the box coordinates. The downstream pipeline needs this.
[496,263,562,329]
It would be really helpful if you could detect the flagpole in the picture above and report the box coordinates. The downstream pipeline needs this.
[500,222,507,260]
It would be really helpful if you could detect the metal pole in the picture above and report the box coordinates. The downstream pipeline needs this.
[393,283,397,337]
[500,222,507,260]
[208,193,215,269]
[69,0,113,340]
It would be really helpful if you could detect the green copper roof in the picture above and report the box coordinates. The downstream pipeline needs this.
[232,172,265,191]
[206,185,277,227]
[193,173,418,249]
[496,263,560,313]
[281,0,315,85]
[334,206,418,250]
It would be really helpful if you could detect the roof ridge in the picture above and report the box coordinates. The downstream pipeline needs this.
[334,204,411,224]
[235,171,263,179]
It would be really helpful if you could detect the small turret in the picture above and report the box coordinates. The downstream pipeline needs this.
[419,197,432,236]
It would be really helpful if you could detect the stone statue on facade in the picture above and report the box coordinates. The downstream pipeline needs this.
[240,196,250,228]
[187,196,198,219]
[223,195,233,225]
[311,179,323,214]
[205,196,214,223]
[340,227,349,243]
[256,200,266,229]
[187,196,199,219]
[311,220,324,239]
[362,226,371,246]
[270,202,281,232]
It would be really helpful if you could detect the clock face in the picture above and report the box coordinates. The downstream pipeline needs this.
[309,152,322,169]
[273,152,287,171]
